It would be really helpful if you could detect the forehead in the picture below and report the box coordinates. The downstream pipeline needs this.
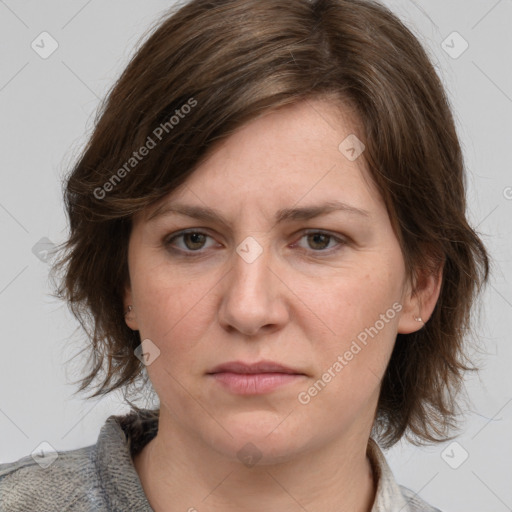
[141,97,380,223]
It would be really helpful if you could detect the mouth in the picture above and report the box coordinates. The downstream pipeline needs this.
[208,360,305,375]
[206,360,307,395]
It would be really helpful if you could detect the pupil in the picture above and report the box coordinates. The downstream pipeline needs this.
[309,234,329,250]
[186,233,205,249]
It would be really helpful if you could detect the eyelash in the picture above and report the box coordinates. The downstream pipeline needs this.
[164,229,348,258]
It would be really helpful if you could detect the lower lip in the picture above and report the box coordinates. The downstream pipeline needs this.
[209,372,304,395]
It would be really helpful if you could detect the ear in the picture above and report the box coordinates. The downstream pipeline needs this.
[123,284,139,331]
[397,262,443,334]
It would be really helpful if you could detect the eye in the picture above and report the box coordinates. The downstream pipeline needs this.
[165,230,218,255]
[293,230,347,254]
[164,229,347,258]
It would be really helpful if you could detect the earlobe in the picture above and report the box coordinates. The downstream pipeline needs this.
[123,287,139,331]
[397,263,443,334]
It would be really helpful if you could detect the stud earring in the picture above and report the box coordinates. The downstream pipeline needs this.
[414,316,423,323]
[124,305,133,316]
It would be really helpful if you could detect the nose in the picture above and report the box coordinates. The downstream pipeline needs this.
[217,239,289,337]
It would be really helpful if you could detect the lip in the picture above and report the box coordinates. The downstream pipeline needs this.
[207,360,304,375]
[207,360,306,395]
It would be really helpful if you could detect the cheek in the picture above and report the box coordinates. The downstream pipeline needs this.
[295,276,401,426]
[130,256,220,363]
[303,265,403,385]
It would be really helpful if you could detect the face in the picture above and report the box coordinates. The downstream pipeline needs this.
[124,97,429,464]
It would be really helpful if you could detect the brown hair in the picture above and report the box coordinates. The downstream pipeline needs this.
[52,0,489,448]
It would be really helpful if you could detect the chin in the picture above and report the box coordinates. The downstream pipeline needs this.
[203,412,311,465]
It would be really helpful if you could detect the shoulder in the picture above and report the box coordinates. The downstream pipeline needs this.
[400,485,443,512]
[0,409,158,512]
[400,485,443,511]
[0,444,106,512]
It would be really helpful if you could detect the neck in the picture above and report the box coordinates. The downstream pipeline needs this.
[133,410,377,512]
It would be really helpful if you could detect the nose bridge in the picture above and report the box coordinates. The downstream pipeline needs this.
[218,234,285,335]
[231,234,272,299]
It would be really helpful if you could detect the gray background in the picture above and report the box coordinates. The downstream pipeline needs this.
[0,1,511,510]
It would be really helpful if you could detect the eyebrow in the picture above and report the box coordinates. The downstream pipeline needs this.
[147,200,370,227]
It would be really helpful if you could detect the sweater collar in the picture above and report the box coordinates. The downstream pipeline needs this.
[367,437,411,512]
[95,410,157,512]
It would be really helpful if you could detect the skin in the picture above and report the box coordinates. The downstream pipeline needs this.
[124,97,442,512]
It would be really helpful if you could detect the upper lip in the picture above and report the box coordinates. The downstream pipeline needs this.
[208,360,304,375]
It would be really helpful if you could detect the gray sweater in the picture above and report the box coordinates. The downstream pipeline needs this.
[0,409,442,511]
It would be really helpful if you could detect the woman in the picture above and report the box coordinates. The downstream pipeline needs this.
[0,0,489,510]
